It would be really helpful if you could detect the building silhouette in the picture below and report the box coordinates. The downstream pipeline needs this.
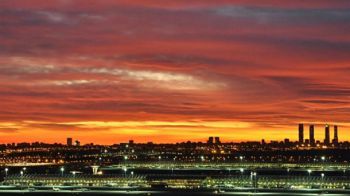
[333,125,339,144]
[298,124,304,144]
[67,138,73,146]
[215,137,221,144]
[207,137,214,144]
[324,124,330,145]
[309,125,315,145]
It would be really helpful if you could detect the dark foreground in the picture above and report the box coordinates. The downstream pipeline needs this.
[0,188,350,196]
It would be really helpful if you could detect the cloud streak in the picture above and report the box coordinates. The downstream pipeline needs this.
[0,0,350,144]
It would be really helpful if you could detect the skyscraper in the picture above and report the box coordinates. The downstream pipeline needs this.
[215,137,221,144]
[67,138,73,146]
[324,124,330,145]
[298,124,304,144]
[333,125,339,144]
[309,125,315,145]
[207,137,214,144]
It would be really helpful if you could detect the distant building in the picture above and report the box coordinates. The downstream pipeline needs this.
[298,124,304,144]
[67,138,73,146]
[333,125,339,144]
[284,138,290,144]
[309,125,315,145]
[75,140,80,147]
[215,137,221,144]
[324,124,330,145]
[207,137,214,144]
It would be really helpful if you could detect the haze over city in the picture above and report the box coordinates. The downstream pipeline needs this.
[1,0,350,144]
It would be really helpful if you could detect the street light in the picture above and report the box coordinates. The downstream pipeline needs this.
[321,173,325,188]
[131,171,134,177]
[60,167,65,176]
[307,169,312,176]
[240,168,244,174]
[20,171,23,177]
[123,167,127,177]
[250,172,257,189]
[4,168,8,177]
[200,156,205,161]
[239,156,243,161]
[72,171,76,178]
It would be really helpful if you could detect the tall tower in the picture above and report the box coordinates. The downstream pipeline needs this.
[214,137,221,144]
[298,124,304,144]
[67,138,73,146]
[333,125,339,144]
[324,124,330,145]
[207,137,214,144]
[309,125,315,145]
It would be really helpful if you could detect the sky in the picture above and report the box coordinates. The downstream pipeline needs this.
[0,0,350,144]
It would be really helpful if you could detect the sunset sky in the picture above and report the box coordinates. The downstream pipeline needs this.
[1,0,350,144]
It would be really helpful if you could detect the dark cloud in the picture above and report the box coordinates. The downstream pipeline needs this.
[1,0,350,143]
[214,6,350,25]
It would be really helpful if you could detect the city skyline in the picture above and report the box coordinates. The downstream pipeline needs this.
[0,124,344,145]
[1,1,350,144]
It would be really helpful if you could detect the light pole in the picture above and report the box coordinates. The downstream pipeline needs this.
[20,171,23,177]
[4,168,8,177]
[307,169,312,176]
[240,168,244,175]
[72,171,76,178]
[124,155,128,166]
[321,173,325,189]
[123,167,127,177]
[250,172,257,190]
[172,157,176,175]
[60,167,65,176]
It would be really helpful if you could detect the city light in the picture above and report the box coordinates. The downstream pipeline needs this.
[60,167,64,176]
[240,168,244,173]
[307,169,312,176]
[0,124,348,194]
[4,168,8,177]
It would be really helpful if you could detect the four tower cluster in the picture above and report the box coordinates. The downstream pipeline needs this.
[298,124,338,146]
